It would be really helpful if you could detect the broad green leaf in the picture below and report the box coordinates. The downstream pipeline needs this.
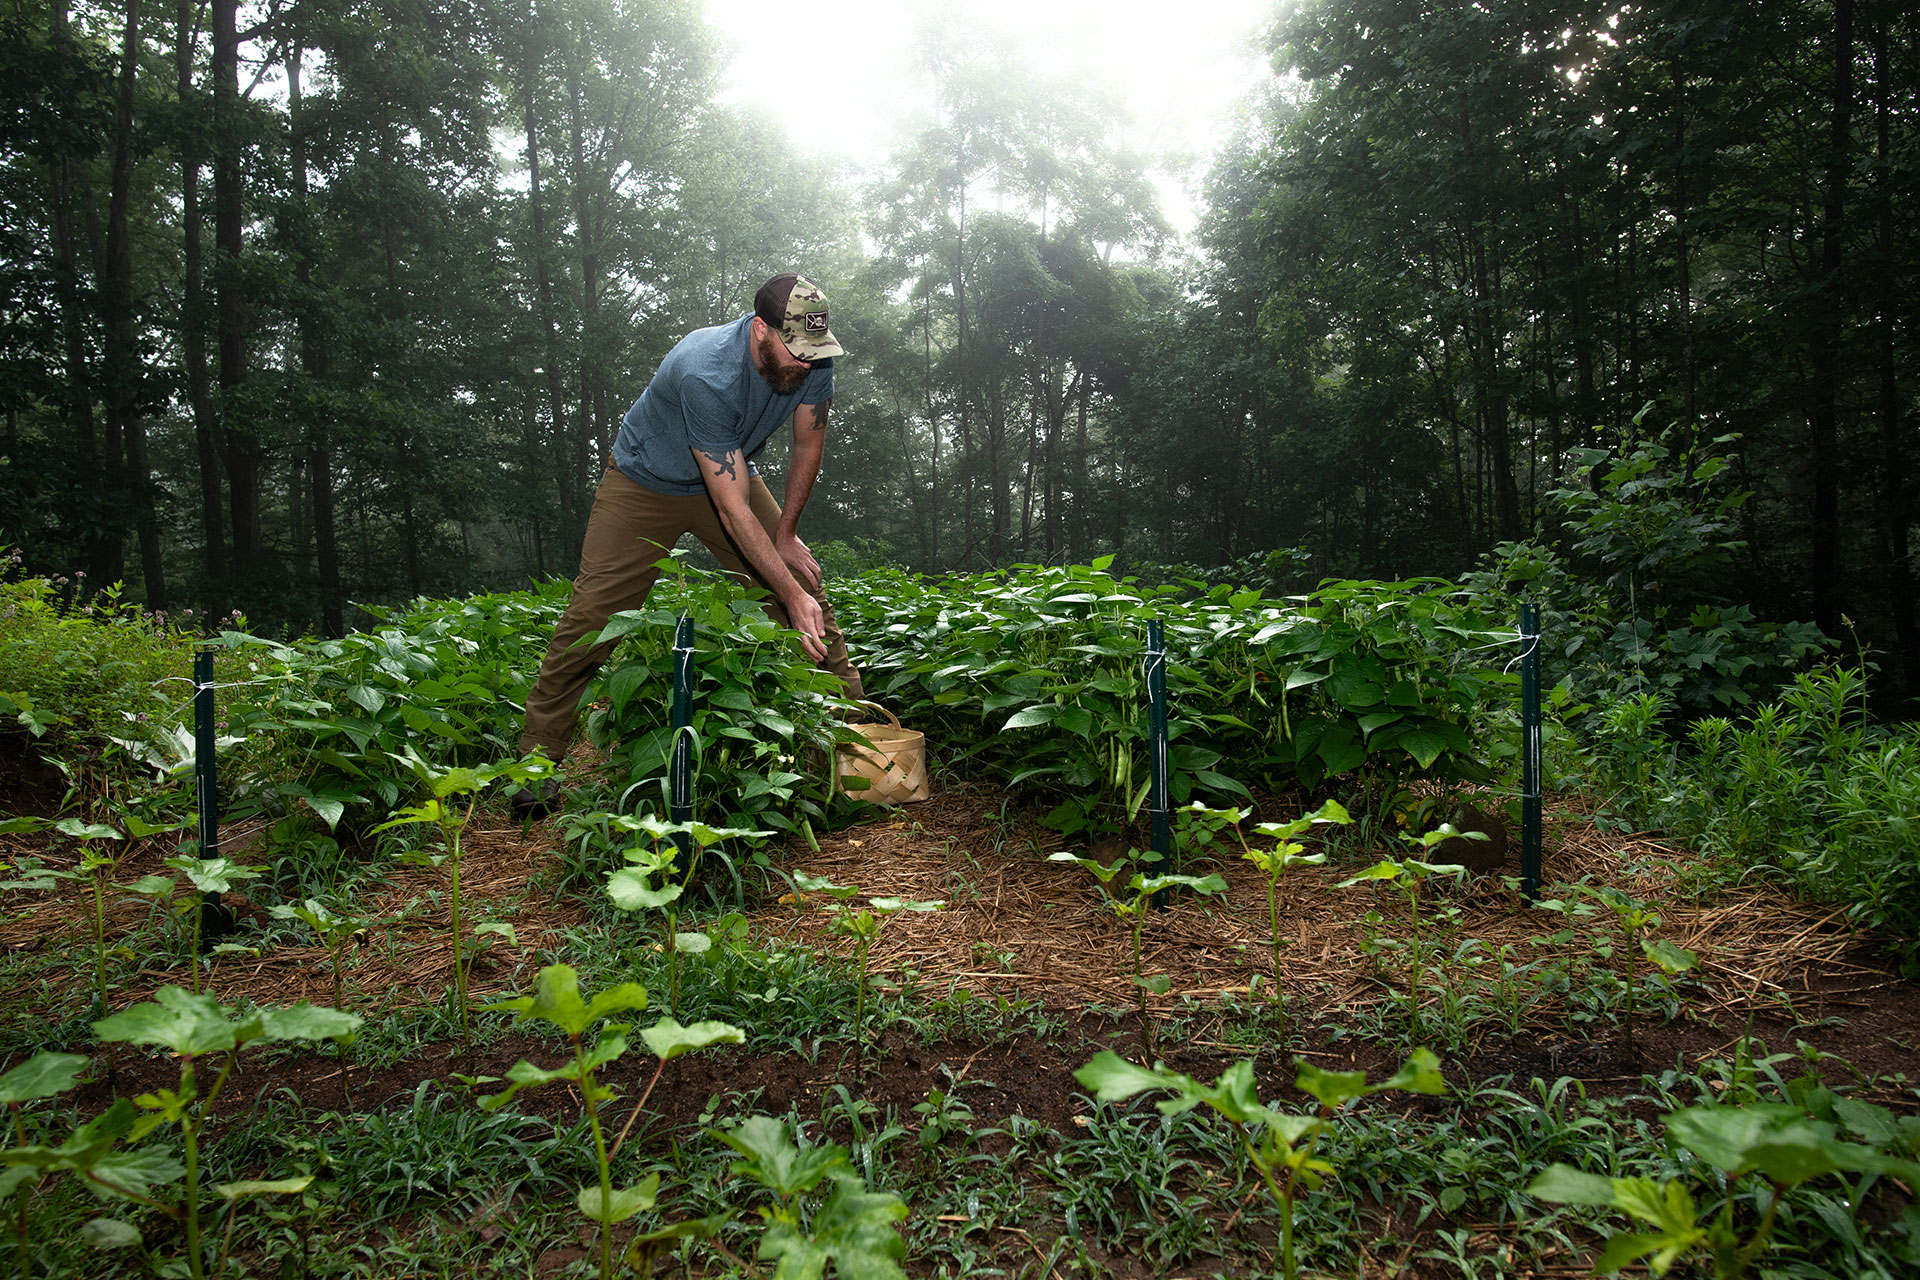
[474,922,518,947]
[478,1057,580,1112]
[759,1223,830,1280]
[607,869,682,911]
[795,1176,909,1280]
[87,1148,186,1201]
[488,965,647,1038]
[715,1115,848,1198]
[259,1004,362,1043]
[1133,872,1228,898]
[4,1099,136,1173]
[429,767,483,798]
[55,819,121,842]
[577,1174,659,1225]
[1641,938,1697,975]
[120,814,185,840]
[1665,1104,1821,1179]
[1611,1177,1698,1235]
[868,897,944,913]
[1396,730,1449,770]
[792,871,857,899]
[673,931,712,955]
[0,1051,88,1104]
[1134,974,1172,995]
[639,1018,744,1061]
[173,857,259,895]
[1001,705,1058,731]
[300,795,346,830]
[1527,1163,1623,1207]
[1375,1049,1447,1096]
[1593,1228,1702,1277]
[1337,860,1404,886]
[0,1168,36,1199]
[1073,1051,1184,1106]
[1310,799,1352,824]
[214,1176,313,1199]
[123,874,176,897]
[78,1218,142,1249]
[1295,1062,1370,1109]
[94,987,246,1056]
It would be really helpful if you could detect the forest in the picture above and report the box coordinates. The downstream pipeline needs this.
[2,0,1915,701]
[3,0,1920,1277]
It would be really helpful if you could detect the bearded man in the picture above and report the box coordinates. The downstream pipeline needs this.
[514,273,863,813]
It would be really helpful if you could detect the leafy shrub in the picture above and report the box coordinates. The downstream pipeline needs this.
[583,559,863,841]
[0,572,195,746]
[1461,438,1827,720]
[838,559,1509,837]
[216,584,569,834]
[1588,666,1920,971]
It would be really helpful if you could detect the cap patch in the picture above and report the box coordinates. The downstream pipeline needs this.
[804,311,829,332]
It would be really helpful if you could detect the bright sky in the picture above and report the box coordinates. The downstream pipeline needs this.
[702,0,1281,237]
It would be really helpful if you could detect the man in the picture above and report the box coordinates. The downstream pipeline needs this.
[514,273,864,814]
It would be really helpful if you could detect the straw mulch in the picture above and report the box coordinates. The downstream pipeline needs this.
[756,783,1867,1036]
[0,775,1870,1035]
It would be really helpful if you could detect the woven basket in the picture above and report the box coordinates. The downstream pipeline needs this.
[834,703,931,805]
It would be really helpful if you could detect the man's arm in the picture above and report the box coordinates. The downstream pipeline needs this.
[773,398,829,591]
[692,443,828,661]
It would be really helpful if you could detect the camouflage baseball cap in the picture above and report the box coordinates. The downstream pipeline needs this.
[753,272,845,361]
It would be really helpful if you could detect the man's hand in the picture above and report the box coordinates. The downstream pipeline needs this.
[786,592,828,661]
[776,532,821,593]
[695,445,828,662]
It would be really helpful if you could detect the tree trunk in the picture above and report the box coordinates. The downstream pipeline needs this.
[566,53,601,552]
[1672,59,1696,424]
[47,0,103,583]
[1806,0,1852,640]
[921,277,941,566]
[212,0,260,576]
[288,43,341,635]
[1870,19,1915,697]
[954,178,973,565]
[107,0,161,604]
[178,0,223,615]
[523,19,576,557]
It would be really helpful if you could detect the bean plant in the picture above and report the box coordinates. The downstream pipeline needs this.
[1530,1100,1920,1278]
[91,988,360,1280]
[1192,799,1352,1035]
[713,1114,909,1279]
[1,1051,92,1274]
[482,964,742,1280]
[1581,887,1699,1048]
[1050,851,1225,1058]
[373,750,551,1055]
[1340,827,1472,1042]
[268,899,376,1101]
[1076,1048,1446,1280]
[828,894,944,1067]
[603,813,772,1017]
[160,855,263,994]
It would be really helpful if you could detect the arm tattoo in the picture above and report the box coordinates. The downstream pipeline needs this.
[697,448,739,481]
[805,398,831,432]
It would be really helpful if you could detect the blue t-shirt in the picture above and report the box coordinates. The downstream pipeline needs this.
[611,314,835,496]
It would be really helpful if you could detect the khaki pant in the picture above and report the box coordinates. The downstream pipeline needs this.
[519,468,863,758]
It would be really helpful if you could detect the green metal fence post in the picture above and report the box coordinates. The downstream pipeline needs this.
[1146,620,1171,910]
[193,648,232,946]
[669,613,695,875]
[1520,603,1543,901]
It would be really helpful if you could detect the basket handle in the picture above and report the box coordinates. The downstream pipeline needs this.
[853,700,903,729]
